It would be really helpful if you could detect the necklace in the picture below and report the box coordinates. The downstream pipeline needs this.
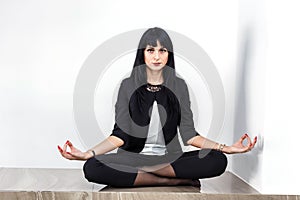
[146,83,162,92]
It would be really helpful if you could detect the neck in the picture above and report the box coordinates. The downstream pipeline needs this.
[146,68,164,85]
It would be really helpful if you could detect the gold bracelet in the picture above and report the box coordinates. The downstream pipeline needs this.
[219,144,225,152]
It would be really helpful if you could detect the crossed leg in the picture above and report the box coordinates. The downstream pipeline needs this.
[83,149,226,187]
[134,149,227,186]
[134,163,200,186]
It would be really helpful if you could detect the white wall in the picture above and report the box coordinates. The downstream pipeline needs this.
[231,0,266,192]
[0,0,238,169]
[232,0,300,195]
[262,0,300,194]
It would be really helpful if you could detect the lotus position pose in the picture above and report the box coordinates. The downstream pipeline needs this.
[58,27,257,188]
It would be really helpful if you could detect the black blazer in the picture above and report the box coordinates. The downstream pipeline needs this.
[110,77,199,154]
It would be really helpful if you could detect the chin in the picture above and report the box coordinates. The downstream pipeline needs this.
[147,65,165,71]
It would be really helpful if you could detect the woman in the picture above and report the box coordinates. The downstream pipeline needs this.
[58,27,257,188]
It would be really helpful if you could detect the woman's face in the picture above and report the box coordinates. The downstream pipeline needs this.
[144,40,169,72]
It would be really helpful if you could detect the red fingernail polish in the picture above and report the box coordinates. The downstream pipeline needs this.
[66,140,69,145]
[58,146,62,151]
[245,134,249,136]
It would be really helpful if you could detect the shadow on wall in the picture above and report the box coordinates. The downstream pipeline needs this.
[232,26,261,185]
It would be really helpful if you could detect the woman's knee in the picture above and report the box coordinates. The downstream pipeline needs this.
[83,157,137,187]
[214,151,228,176]
[83,157,104,182]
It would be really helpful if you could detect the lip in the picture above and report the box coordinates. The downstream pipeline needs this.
[152,63,162,66]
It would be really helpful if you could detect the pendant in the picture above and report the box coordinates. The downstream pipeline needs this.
[146,84,162,92]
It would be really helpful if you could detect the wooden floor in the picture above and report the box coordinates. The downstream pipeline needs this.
[0,168,298,200]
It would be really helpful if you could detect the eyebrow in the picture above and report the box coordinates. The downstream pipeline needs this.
[145,46,167,49]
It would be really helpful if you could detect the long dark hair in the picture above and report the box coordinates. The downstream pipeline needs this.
[130,27,176,86]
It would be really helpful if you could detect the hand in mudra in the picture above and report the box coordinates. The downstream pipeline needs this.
[225,134,257,154]
[58,140,90,160]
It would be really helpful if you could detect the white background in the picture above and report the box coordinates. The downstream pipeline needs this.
[0,0,299,194]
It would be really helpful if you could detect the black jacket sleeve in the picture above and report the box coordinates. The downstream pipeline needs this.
[178,79,200,145]
[110,80,130,147]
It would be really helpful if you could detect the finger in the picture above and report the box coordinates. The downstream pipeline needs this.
[61,150,76,159]
[64,152,75,160]
[66,151,78,157]
[57,145,63,153]
[67,152,74,157]
[239,133,247,143]
[67,140,75,151]
[250,136,258,149]
[58,148,69,158]
[58,146,69,159]
[245,134,252,147]
[239,134,250,147]
[63,141,68,152]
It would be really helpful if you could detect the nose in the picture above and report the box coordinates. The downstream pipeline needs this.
[154,50,160,60]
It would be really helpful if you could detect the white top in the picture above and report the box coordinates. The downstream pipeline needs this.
[140,100,167,155]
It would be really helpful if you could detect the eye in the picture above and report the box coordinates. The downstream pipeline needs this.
[159,48,168,53]
[146,48,155,53]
